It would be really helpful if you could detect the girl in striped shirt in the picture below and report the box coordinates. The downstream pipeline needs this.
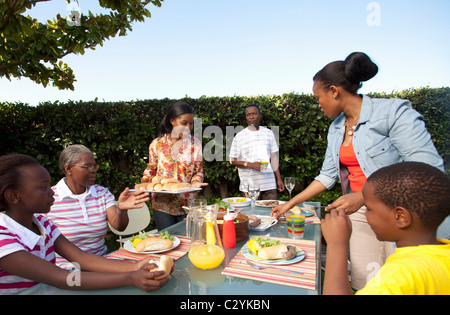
[0,154,171,295]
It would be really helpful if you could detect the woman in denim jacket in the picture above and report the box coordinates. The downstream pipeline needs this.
[272,52,445,290]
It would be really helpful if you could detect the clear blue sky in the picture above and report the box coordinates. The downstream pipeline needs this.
[1,0,449,106]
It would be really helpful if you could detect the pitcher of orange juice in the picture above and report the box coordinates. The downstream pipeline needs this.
[187,203,225,270]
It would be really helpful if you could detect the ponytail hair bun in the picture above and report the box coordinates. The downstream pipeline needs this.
[157,101,194,137]
[313,52,378,94]
[344,52,378,83]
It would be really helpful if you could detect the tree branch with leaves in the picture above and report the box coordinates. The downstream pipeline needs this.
[0,0,163,90]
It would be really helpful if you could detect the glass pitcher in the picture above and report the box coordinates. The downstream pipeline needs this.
[187,203,225,270]
[186,199,206,238]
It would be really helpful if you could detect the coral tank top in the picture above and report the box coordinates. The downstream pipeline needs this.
[339,143,367,192]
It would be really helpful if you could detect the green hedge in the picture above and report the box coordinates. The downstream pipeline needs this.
[1,87,448,206]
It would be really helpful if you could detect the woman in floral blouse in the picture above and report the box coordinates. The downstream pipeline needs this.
[142,102,207,230]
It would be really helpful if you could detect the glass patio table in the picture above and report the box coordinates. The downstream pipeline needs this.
[19,202,322,296]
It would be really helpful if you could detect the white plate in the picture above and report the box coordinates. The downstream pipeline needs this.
[130,188,201,194]
[241,242,306,265]
[123,235,180,254]
[255,200,286,208]
[249,215,278,231]
[222,197,251,207]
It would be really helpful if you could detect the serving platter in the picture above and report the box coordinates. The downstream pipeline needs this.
[130,188,201,194]
[255,200,286,208]
[222,197,252,207]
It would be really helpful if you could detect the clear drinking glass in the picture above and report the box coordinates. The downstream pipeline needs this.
[284,177,295,200]
[247,183,260,215]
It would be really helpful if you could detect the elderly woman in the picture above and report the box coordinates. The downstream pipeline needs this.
[46,144,149,268]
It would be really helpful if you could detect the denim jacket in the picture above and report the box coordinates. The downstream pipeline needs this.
[315,95,445,193]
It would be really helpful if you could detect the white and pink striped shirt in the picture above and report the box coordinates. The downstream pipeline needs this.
[46,178,117,268]
[0,213,61,295]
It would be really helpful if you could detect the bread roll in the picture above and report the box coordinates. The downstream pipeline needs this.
[135,237,173,252]
[151,255,174,280]
[257,244,296,260]
[152,176,163,183]
[290,206,302,215]
[153,183,163,191]
[135,183,148,190]
[172,182,191,191]
[146,182,158,191]
[161,177,178,185]
[257,244,289,260]
[162,182,177,191]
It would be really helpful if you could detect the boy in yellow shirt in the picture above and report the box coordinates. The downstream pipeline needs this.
[321,161,450,295]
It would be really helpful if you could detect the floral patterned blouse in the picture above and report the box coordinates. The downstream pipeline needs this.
[142,133,204,215]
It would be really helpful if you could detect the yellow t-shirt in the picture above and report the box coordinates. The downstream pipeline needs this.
[356,239,450,295]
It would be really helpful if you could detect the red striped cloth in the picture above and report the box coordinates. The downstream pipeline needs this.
[221,237,317,290]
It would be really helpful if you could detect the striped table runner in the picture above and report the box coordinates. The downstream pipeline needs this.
[106,235,191,261]
[221,237,317,291]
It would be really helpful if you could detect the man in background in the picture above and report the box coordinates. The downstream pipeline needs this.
[229,105,284,199]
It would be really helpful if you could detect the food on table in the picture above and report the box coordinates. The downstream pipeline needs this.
[258,244,296,260]
[130,231,175,252]
[148,255,174,280]
[227,198,246,203]
[135,237,173,252]
[247,236,296,260]
[247,215,261,227]
[248,236,280,255]
[218,201,231,212]
[158,230,176,241]
[256,200,279,206]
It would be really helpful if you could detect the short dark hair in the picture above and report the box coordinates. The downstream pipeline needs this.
[366,162,450,229]
[313,52,378,94]
[0,154,40,209]
[245,104,261,114]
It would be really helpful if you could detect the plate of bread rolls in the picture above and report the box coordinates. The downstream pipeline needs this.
[132,176,202,194]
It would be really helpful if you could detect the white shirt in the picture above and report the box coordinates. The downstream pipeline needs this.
[229,126,279,192]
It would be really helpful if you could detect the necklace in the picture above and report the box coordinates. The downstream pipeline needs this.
[344,117,357,136]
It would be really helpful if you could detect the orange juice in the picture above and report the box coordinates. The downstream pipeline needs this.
[188,244,225,270]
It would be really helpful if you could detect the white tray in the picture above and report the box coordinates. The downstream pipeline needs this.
[249,215,278,231]
[130,188,202,194]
